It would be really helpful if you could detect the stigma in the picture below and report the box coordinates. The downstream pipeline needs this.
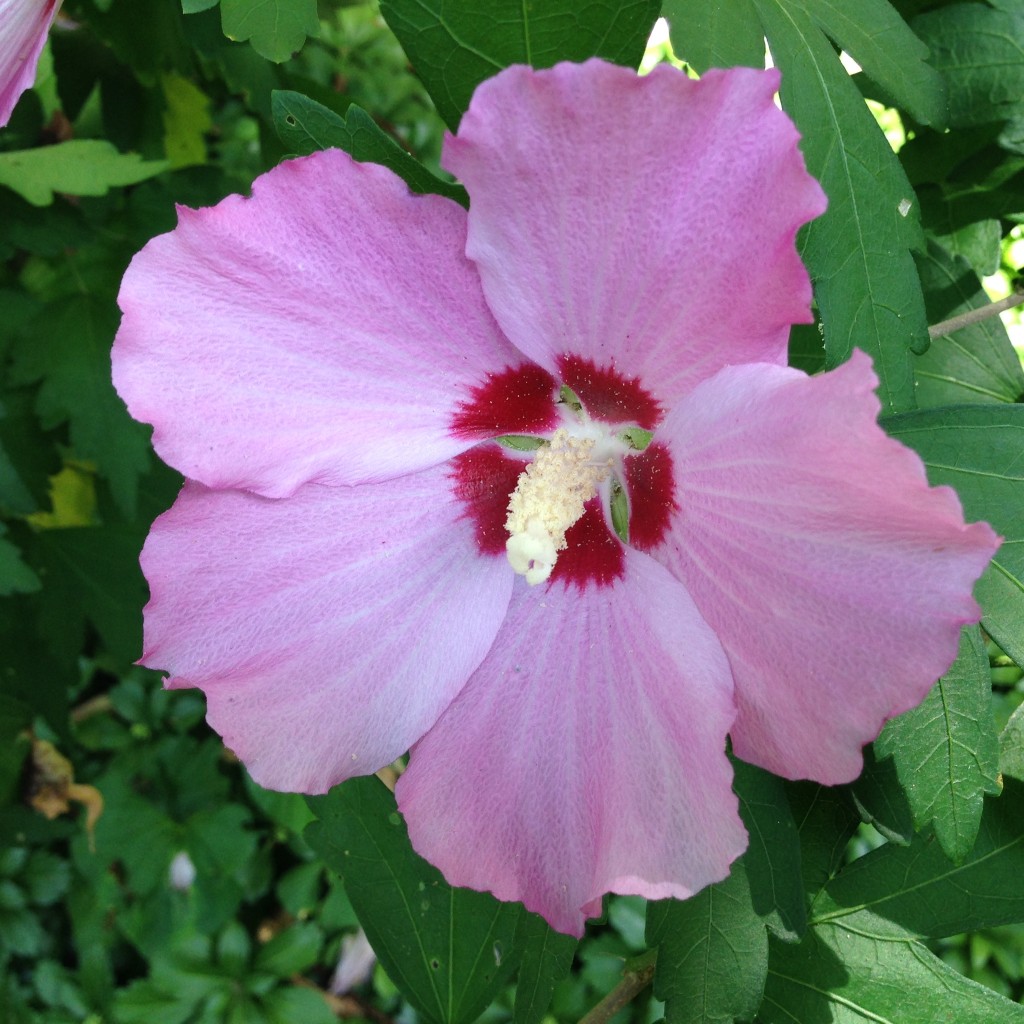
[505,428,611,584]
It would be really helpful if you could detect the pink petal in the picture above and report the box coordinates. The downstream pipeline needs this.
[0,0,59,126]
[114,149,524,498]
[444,60,826,406]
[140,464,513,792]
[652,351,1000,785]
[397,549,745,937]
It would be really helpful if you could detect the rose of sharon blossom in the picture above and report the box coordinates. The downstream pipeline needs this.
[112,60,999,936]
[0,0,60,126]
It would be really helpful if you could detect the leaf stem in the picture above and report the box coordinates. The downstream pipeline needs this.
[578,956,657,1024]
[928,288,1024,339]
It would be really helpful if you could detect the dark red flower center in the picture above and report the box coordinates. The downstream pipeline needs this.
[449,359,677,589]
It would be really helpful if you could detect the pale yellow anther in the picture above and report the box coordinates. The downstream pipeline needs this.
[505,429,610,584]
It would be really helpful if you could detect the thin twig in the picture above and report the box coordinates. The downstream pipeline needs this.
[578,957,657,1024]
[70,695,113,722]
[928,289,1024,339]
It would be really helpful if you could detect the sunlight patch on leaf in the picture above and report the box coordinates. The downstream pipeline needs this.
[0,142,167,207]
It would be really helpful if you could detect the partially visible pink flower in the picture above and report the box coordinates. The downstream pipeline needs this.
[330,929,377,995]
[0,0,60,126]
[112,60,999,936]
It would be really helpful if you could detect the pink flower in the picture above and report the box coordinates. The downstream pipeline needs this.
[112,60,999,936]
[0,0,60,126]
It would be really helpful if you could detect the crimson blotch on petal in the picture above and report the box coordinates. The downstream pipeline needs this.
[113,59,999,937]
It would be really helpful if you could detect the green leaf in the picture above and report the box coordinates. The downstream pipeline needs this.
[976,565,1024,676]
[244,774,316,838]
[929,217,1002,278]
[0,594,72,740]
[512,912,577,1024]
[253,922,322,977]
[0,907,46,956]
[0,527,40,596]
[663,0,765,71]
[21,852,70,906]
[379,0,660,127]
[88,769,178,896]
[1001,702,1024,782]
[276,863,322,917]
[306,777,522,1024]
[875,625,1001,862]
[761,783,1024,1023]
[11,294,150,516]
[913,0,1024,128]
[27,524,146,666]
[812,780,1024,937]
[761,916,1024,1024]
[883,405,1024,667]
[784,0,946,126]
[84,0,195,78]
[0,393,60,514]
[914,241,1024,406]
[0,141,167,207]
[787,322,825,374]
[114,979,200,1024]
[186,805,258,883]
[911,137,1024,234]
[271,91,466,203]
[751,0,929,412]
[785,782,859,897]
[0,694,31,804]
[648,860,768,1024]
[0,879,26,911]
[732,760,806,940]
[216,921,251,976]
[261,987,336,1024]
[849,744,914,846]
[219,0,319,62]
[161,74,212,168]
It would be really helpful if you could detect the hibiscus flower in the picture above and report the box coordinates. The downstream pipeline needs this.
[0,0,60,126]
[112,59,999,936]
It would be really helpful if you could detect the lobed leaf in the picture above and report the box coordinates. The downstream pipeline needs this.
[24,525,147,667]
[512,912,578,1024]
[0,526,40,596]
[761,783,1024,1023]
[10,294,150,517]
[914,241,1024,406]
[0,141,167,207]
[875,625,1001,863]
[762,915,1024,1024]
[1001,703,1024,783]
[306,777,522,1024]
[663,0,765,71]
[0,694,31,805]
[787,0,946,126]
[272,90,466,203]
[849,745,914,847]
[648,860,768,1024]
[927,217,1002,279]
[785,782,860,898]
[884,405,1024,667]
[913,0,1024,129]
[219,0,319,63]
[751,0,929,413]
[811,779,1024,938]
[733,759,806,940]
[378,0,660,127]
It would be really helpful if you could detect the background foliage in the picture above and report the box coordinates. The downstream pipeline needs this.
[2,1,1024,1023]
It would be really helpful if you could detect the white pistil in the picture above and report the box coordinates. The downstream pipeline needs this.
[505,428,610,585]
